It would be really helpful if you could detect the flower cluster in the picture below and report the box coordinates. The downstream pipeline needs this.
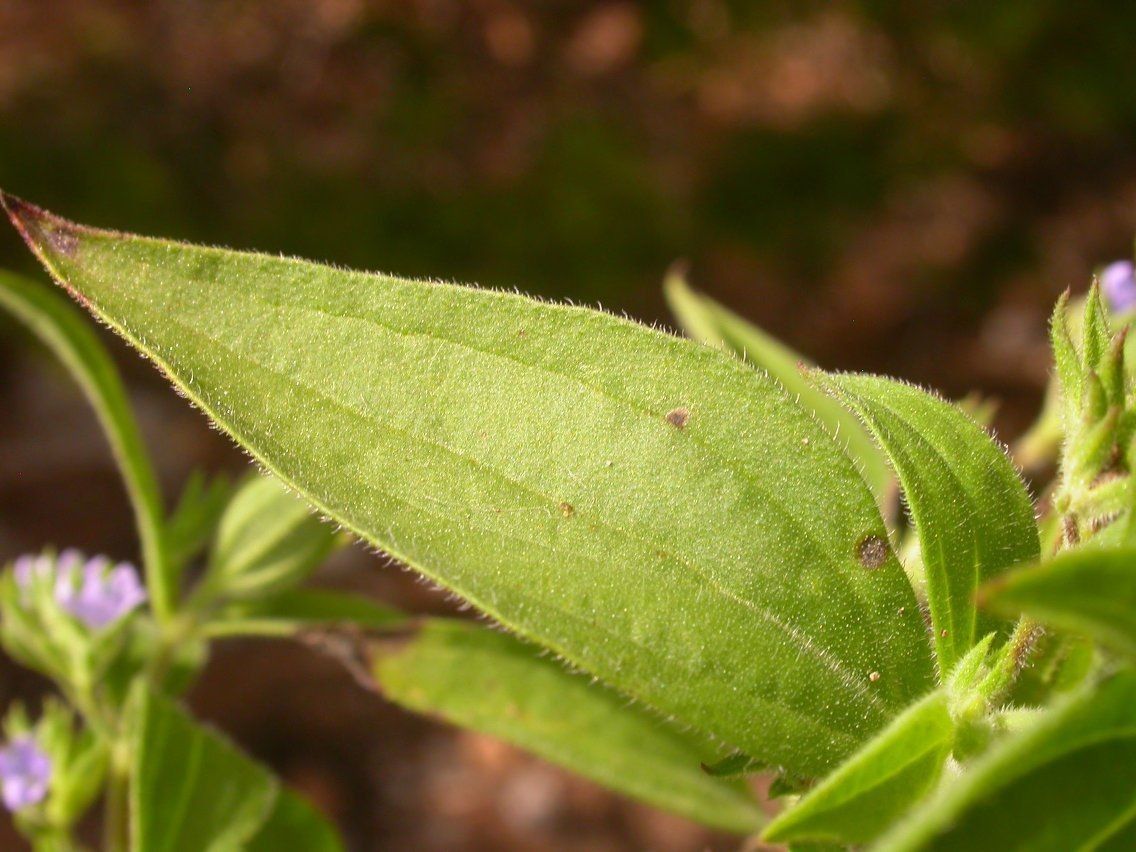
[0,736,50,813]
[13,550,147,630]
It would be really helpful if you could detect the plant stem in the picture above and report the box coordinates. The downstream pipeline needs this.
[104,747,130,852]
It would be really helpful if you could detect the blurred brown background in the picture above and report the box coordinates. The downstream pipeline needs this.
[1,1,1135,849]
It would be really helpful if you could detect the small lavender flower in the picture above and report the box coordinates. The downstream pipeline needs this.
[9,550,147,629]
[0,736,50,812]
[1101,260,1136,313]
[54,556,147,630]
[12,554,52,596]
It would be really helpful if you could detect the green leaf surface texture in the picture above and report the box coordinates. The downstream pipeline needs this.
[664,274,892,503]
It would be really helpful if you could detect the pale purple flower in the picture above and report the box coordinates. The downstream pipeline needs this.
[1101,260,1136,313]
[0,736,50,812]
[54,556,148,630]
[9,550,147,629]
[12,554,51,596]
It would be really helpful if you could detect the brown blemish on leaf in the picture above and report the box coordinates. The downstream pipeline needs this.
[856,534,890,569]
[559,501,575,518]
[665,407,690,428]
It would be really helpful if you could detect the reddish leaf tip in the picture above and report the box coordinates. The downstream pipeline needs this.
[0,192,80,260]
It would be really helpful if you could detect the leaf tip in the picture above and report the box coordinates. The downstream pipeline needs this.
[0,191,82,262]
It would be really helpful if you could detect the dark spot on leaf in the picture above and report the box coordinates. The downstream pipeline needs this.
[856,534,890,569]
[665,407,690,428]
[559,501,574,518]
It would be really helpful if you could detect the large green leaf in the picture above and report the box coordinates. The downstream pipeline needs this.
[0,270,173,621]
[982,547,1136,658]
[763,690,953,845]
[664,273,892,503]
[819,374,1039,676]
[876,671,1136,851]
[374,619,763,833]
[2,194,933,776]
[131,688,342,851]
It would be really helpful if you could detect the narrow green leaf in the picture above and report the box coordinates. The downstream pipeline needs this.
[0,269,173,621]
[982,547,1136,658]
[205,474,339,599]
[2,195,934,776]
[819,373,1040,675]
[1083,283,1111,374]
[164,472,232,575]
[664,273,892,503]
[246,788,343,852]
[764,691,953,845]
[877,671,1136,851]
[374,619,763,833]
[131,687,343,851]
[209,587,407,636]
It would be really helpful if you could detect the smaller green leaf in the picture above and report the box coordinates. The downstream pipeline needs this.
[663,272,892,503]
[877,671,1136,851]
[247,788,343,852]
[164,472,233,576]
[818,373,1040,676]
[374,619,763,833]
[1082,283,1111,374]
[131,687,342,851]
[209,588,407,637]
[0,270,172,621]
[982,547,1136,658]
[1049,292,1081,418]
[763,691,953,845]
[205,474,339,599]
